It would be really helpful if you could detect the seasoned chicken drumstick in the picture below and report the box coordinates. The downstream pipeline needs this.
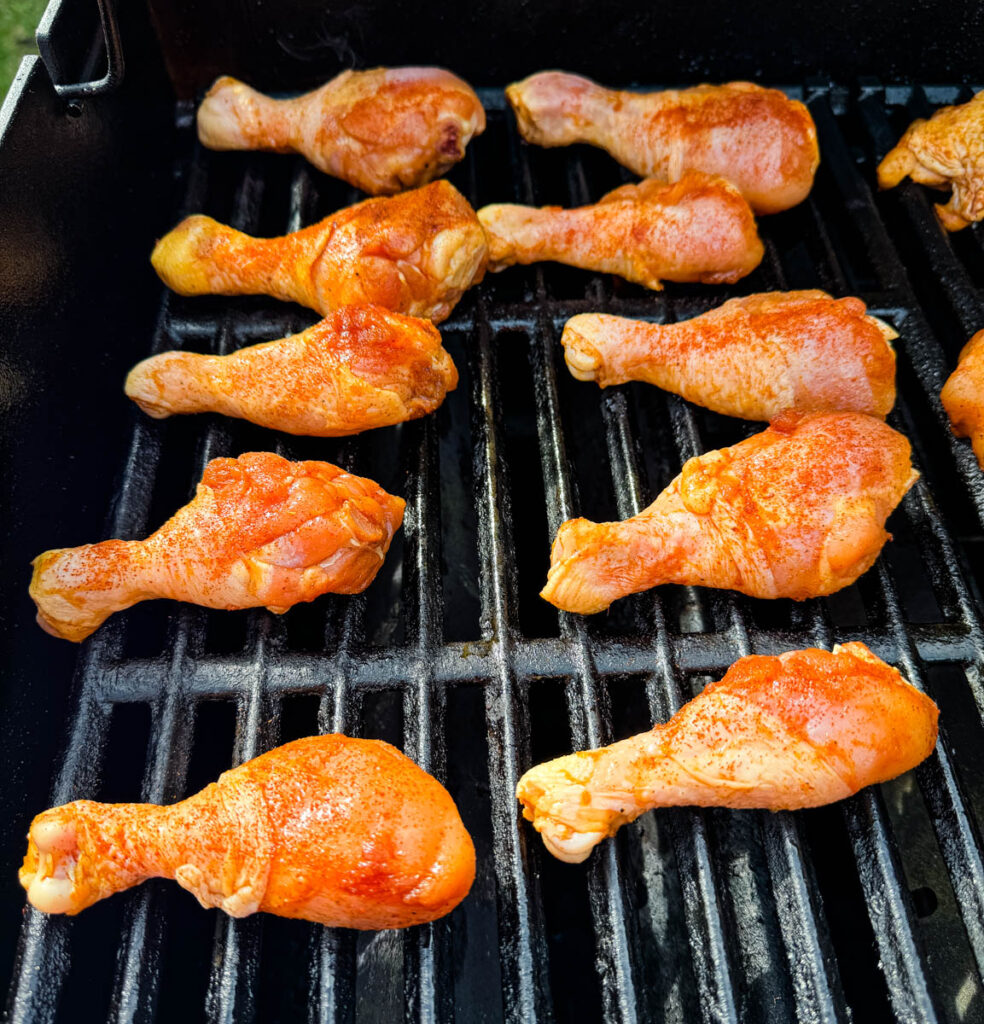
[21,734,475,929]
[478,173,763,289]
[125,305,457,436]
[563,291,897,420]
[30,453,404,642]
[507,73,819,214]
[542,411,917,614]
[878,91,984,231]
[152,180,487,323]
[517,643,938,863]
[941,328,984,467]
[198,67,485,195]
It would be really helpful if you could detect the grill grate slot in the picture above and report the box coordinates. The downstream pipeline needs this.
[6,83,984,1024]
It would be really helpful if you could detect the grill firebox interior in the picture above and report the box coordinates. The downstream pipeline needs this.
[4,81,984,1024]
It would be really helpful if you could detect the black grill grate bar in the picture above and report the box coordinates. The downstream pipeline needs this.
[528,323,643,1022]
[106,615,199,1024]
[518,143,644,1020]
[3,136,223,1024]
[468,294,553,1023]
[401,413,452,1024]
[799,98,984,1004]
[799,599,943,1023]
[593,384,741,1020]
[873,554,984,979]
[81,620,978,705]
[807,91,984,528]
[665,357,848,1023]
[806,98,973,1020]
[104,160,274,1024]
[732,230,851,1023]
[842,790,942,1023]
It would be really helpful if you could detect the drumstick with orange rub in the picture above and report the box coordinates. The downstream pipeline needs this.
[198,67,485,195]
[541,411,917,614]
[125,305,457,436]
[21,734,475,929]
[507,73,819,214]
[30,453,404,642]
[562,291,898,420]
[877,91,984,231]
[517,643,938,863]
[152,180,487,324]
[477,172,763,289]
[941,328,984,468]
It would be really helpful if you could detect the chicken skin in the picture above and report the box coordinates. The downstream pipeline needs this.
[878,91,984,231]
[507,73,819,214]
[541,411,917,614]
[562,291,898,420]
[941,328,984,467]
[20,734,475,929]
[125,305,457,436]
[30,453,404,642]
[517,643,938,863]
[478,173,763,289]
[152,180,488,324]
[197,67,485,195]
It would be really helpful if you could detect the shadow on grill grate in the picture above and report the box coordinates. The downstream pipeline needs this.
[6,84,984,1024]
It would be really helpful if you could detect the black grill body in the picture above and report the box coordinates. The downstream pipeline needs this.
[1,4,984,1023]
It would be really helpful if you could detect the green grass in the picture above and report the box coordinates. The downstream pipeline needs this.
[0,0,49,99]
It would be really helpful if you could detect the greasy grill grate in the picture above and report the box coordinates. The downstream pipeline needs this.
[6,83,984,1023]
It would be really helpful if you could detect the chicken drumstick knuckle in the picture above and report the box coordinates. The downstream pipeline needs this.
[541,412,917,613]
[30,453,405,641]
[21,735,476,929]
[151,180,488,324]
[517,643,938,863]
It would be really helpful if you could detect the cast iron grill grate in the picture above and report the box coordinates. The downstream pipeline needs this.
[5,83,984,1024]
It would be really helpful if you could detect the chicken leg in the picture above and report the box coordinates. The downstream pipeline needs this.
[541,411,917,613]
[478,173,763,289]
[517,643,938,863]
[562,291,897,420]
[21,734,475,929]
[125,304,457,436]
[877,91,984,231]
[30,452,405,641]
[941,328,984,466]
[198,67,485,195]
[152,180,488,323]
[507,73,819,214]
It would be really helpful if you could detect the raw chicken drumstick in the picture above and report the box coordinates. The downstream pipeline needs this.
[941,328,984,467]
[517,643,938,863]
[562,291,898,420]
[198,67,485,195]
[152,180,487,323]
[21,734,475,929]
[30,453,404,642]
[478,173,763,289]
[878,91,984,231]
[125,304,457,436]
[542,411,917,614]
[507,73,819,214]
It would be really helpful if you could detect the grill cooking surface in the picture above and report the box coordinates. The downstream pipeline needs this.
[7,83,984,1024]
